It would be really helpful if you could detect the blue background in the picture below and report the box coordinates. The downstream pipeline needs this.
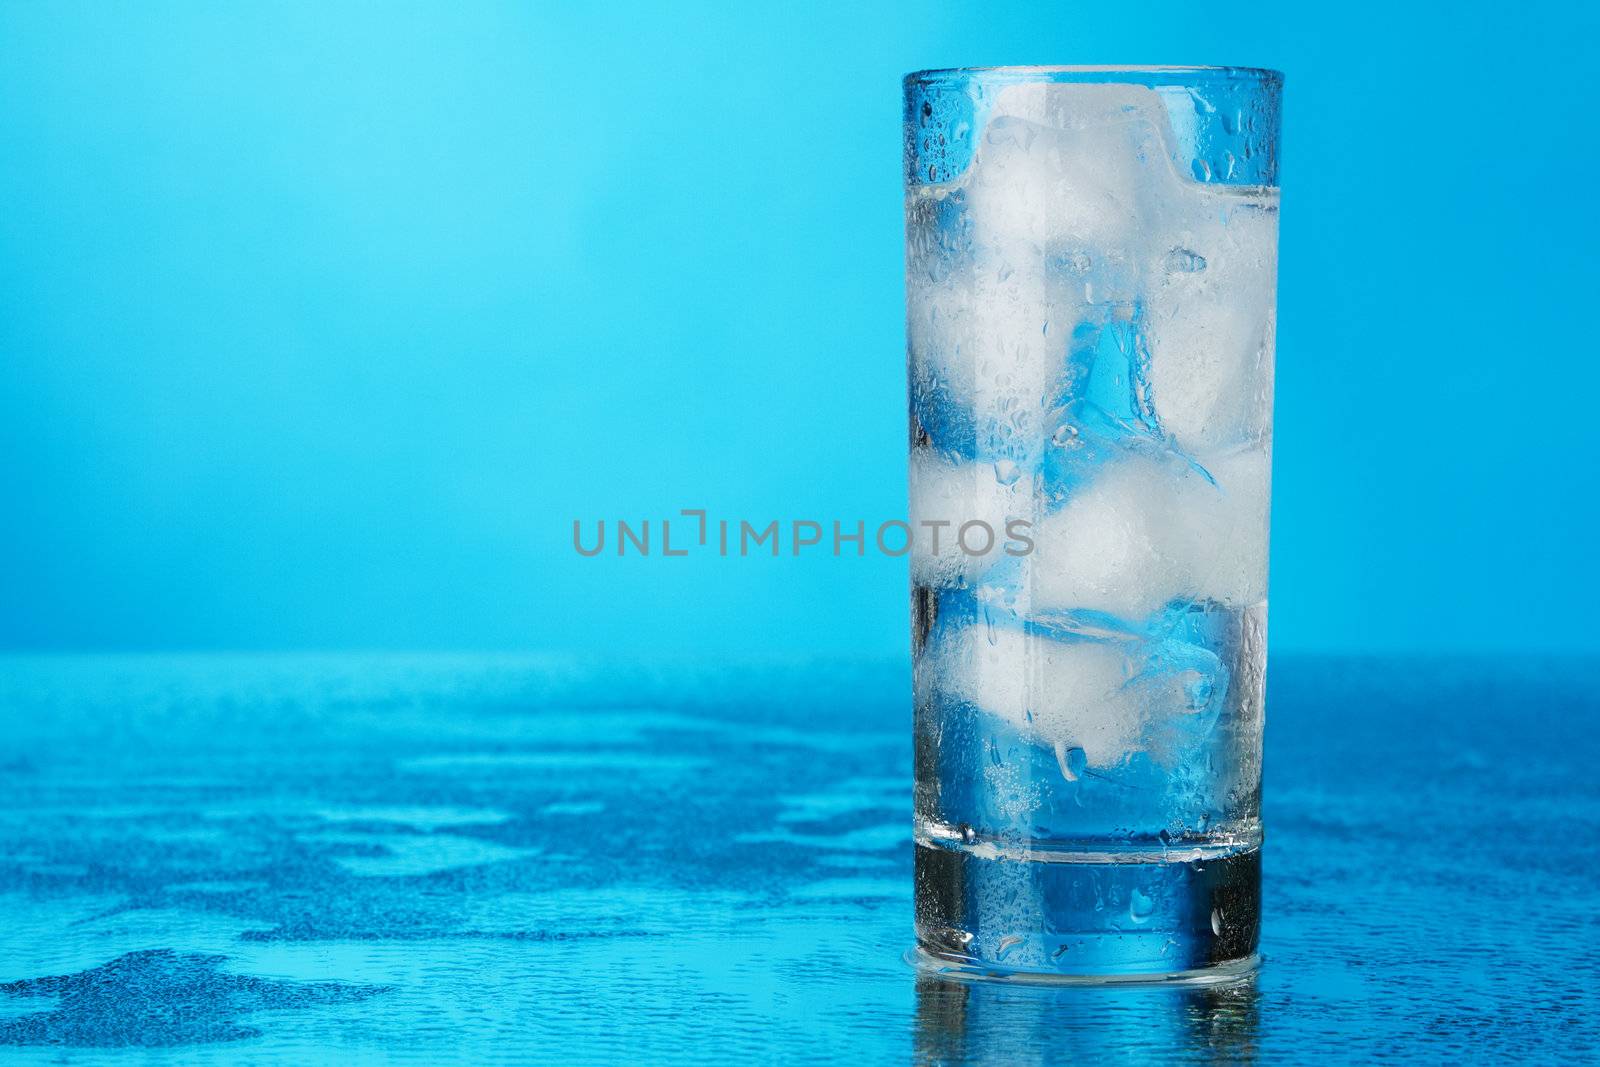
[3,1,1596,656]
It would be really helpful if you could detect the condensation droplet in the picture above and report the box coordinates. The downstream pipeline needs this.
[1051,424,1080,448]
[1054,742,1087,782]
[1164,248,1207,274]
[1211,907,1225,937]
[1129,888,1155,924]
[1192,158,1213,182]
[993,458,1021,486]
[995,935,1023,959]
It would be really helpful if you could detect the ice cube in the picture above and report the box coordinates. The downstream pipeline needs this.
[1029,447,1271,620]
[970,82,1181,253]
[1128,636,1230,769]
[1143,193,1278,454]
[910,449,1035,587]
[988,81,1174,137]
[967,116,1149,254]
[934,623,1145,770]
[906,233,1074,463]
[1029,451,1202,621]
[907,83,1187,462]
[1188,447,1272,608]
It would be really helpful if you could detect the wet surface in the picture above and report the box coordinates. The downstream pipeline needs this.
[0,654,1596,1062]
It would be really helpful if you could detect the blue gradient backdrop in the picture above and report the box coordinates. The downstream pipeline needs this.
[3,2,1596,655]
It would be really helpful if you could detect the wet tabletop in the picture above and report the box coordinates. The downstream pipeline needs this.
[1,654,1596,1063]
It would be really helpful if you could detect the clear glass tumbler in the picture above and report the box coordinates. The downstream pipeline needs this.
[905,66,1281,982]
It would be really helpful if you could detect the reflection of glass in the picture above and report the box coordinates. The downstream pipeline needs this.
[914,972,1261,1064]
[905,66,1281,980]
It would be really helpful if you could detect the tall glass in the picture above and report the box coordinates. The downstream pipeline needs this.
[905,66,1281,981]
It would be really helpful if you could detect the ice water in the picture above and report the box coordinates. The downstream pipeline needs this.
[906,72,1278,980]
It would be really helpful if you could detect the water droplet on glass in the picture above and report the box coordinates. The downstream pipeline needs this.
[960,824,977,845]
[1129,888,1155,924]
[1054,742,1087,782]
[1051,424,1080,448]
[1164,248,1207,274]
[995,935,1023,959]
[993,458,1021,485]
[1211,907,1225,937]
[1056,250,1091,276]
[1191,158,1212,182]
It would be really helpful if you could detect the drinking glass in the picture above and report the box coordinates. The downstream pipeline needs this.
[905,65,1281,981]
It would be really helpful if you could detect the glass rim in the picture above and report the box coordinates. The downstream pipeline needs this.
[903,65,1283,88]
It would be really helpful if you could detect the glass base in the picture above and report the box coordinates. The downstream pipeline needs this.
[913,838,1260,982]
[906,947,1260,987]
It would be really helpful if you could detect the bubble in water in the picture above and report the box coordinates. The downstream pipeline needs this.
[1054,741,1088,782]
[1211,907,1225,936]
[1163,248,1207,274]
[993,458,1022,485]
[1129,888,1155,924]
